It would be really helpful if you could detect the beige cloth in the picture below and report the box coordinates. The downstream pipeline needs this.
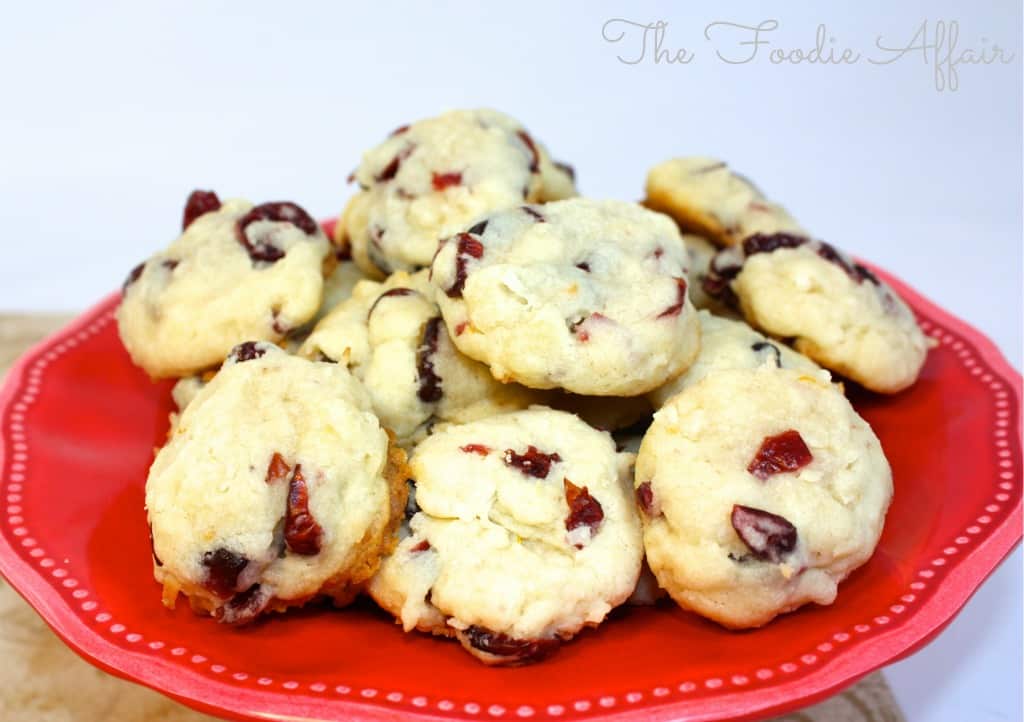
[0,314,905,722]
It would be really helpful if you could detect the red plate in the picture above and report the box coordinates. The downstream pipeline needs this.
[0,246,1020,722]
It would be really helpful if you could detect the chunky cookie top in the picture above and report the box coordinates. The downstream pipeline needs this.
[343,108,575,276]
[147,344,405,622]
[118,191,329,378]
[636,367,892,628]
[645,157,804,247]
[430,198,701,396]
[648,310,824,408]
[299,270,541,447]
[705,234,929,393]
[369,408,642,663]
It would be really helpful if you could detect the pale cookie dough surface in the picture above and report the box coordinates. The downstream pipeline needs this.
[430,198,701,396]
[117,195,329,378]
[648,310,823,408]
[707,235,929,393]
[645,157,804,247]
[299,270,541,448]
[343,108,576,277]
[313,258,368,325]
[147,343,407,623]
[636,368,892,629]
[368,408,643,664]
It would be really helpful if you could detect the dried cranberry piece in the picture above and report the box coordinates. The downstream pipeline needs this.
[229,341,266,363]
[454,321,469,336]
[404,479,420,521]
[502,446,561,479]
[284,465,323,556]
[747,429,813,480]
[182,190,222,230]
[652,247,665,260]
[554,160,576,181]
[462,626,559,664]
[568,312,610,343]
[161,259,179,272]
[467,219,488,236]
[701,273,738,305]
[239,201,317,236]
[635,481,661,517]
[855,263,880,286]
[123,262,145,292]
[742,233,808,257]
[266,452,290,485]
[201,548,249,598]
[218,584,271,625]
[751,341,782,368]
[731,505,797,562]
[432,171,463,191]
[460,444,492,456]
[271,309,289,335]
[522,206,545,222]
[410,539,431,553]
[656,277,689,319]
[367,226,392,275]
[564,479,603,547]
[390,124,410,136]
[416,317,443,403]
[516,130,540,173]
[815,241,864,282]
[148,524,163,567]
[367,287,416,319]
[236,201,317,263]
[445,233,485,298]
[375,144,416,182]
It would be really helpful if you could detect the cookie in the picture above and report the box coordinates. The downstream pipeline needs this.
[299,270,541,448]
[430,198,701,396]
[546,392,653,433]
[645,158,804,247]
[341,108,576,277]
[147,343,408,623]
[704,234,929,393]
[648,310,823,408]
[314,255,368,325]
[118,190,330,378]
[368,408,642,664]
[635,367,892,629]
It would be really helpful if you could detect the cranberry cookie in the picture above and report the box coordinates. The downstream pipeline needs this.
[645,158,804,247]
[118,191,330,378]
[636,367,892,628]
[147,343,408,624]
[430,199,701,396]
[648,310,823,408]
[341,108,576,277]
[368,408,642,664]
[705,234,929,393]
[299,270,542,448]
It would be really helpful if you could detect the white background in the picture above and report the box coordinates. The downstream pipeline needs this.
[1,2,1020,720]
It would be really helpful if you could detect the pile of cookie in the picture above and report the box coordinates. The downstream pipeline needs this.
[120,108,928,665]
